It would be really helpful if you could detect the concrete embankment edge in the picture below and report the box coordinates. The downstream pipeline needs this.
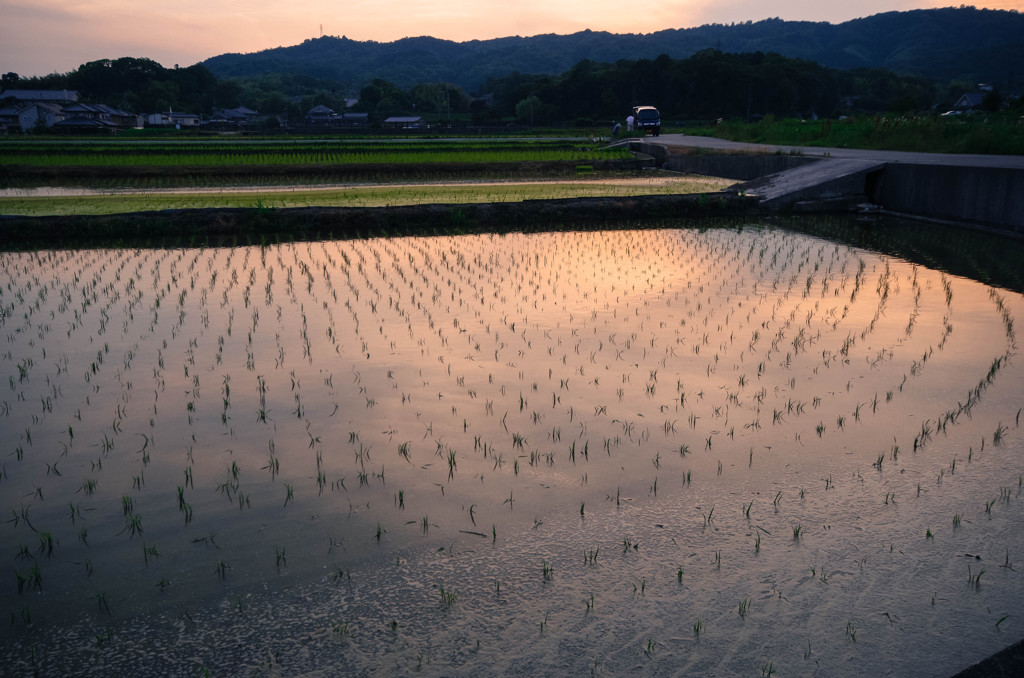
[0,193,758,247]
[876,164,1024,234]
[950,637,1024,678]
[635,140,1024,237]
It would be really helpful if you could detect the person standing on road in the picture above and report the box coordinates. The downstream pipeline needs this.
[626,114,634,131]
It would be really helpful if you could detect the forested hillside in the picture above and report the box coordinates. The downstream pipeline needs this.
[202,8,1024,91]
[4,8,1017,124]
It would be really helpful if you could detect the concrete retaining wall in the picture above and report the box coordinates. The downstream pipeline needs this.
[873,165,1024,236]
[633,141,815,180]
[642,140,1023,235]
[664,153,817,181]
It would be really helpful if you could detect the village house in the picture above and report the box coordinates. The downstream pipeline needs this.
[383,115,425,129]
[213,106,260,125]
[0,89,79,132]
[0,101,64,132]
[300,99,368,128]
[952,92,985,112]
[59,102,142,129]
[145,110,201,128]
[0,89,147,132]
[305,104,339,126]
[339,111,369,126]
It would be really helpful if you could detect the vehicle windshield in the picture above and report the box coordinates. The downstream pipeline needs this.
[637,109,659,120]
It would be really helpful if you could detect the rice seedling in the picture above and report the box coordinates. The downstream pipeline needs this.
[37,532,55,558]
[968,565,985,589]
[95,591,111,615]
[439,586,458,609]
[703,505,716,527]
[119,512,143,539]
[739,597,751,619]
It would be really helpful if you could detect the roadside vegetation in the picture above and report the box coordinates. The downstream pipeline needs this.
[687,112,1024,155]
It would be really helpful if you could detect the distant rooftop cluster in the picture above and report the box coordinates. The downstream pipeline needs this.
[0,89,269,133]
[0,89,432,134]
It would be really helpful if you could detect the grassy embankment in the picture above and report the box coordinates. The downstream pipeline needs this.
[686,113,1024,155]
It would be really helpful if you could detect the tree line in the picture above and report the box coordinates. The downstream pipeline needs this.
[2,50,999,127]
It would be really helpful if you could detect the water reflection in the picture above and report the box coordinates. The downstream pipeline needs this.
[1,219,1022,677]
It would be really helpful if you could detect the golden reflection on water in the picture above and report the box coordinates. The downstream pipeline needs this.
[1,227,1022,676]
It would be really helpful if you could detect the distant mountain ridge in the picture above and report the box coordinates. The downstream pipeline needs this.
[202,8,1024,91]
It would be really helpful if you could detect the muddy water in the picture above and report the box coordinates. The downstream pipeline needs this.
[1,220,1022,676]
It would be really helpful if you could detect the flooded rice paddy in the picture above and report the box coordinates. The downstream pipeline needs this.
[1,221,1022,676]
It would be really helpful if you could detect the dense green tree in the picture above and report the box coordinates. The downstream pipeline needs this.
[409,83,470,120]
[62,57,222,112]
[514,95,560,124]
[982,89,1005,112]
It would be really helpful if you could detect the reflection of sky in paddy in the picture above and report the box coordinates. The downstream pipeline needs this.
[1,226,1022,676]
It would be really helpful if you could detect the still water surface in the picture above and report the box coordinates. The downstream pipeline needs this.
[1,219,1022,676]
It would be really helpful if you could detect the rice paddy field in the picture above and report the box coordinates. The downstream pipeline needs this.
[1,219,1023,677]
[0,176,734,217]
[0,138,639,194]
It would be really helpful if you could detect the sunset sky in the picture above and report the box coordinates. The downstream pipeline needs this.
[2,1,1023,78]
